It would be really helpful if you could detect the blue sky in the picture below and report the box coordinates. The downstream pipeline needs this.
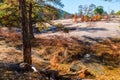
[60,0,120,14]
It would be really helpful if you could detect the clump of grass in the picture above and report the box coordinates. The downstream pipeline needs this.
[55,23,64,31]
[32,36,84,63]
[92,39,120,66]
[5,31,21,42]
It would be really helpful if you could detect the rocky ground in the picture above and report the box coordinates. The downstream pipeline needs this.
[37,18,120,43]
[0,19,120,80]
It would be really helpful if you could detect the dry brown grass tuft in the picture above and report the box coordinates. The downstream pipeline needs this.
[32,36,84,63]
[6,31,21,42]
[91,39,120,66]
[50,55,59,69]
[0,29,22,42]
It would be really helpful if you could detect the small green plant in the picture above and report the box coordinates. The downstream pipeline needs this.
[55,23,64,30]
[97,15,102,21]
[63,27,69,33]
[118,26,120,28]
[84,15,89,22]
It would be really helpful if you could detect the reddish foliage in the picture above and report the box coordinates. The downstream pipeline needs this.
[8,31,22,42]
[73,15,78,22]
[0,29,21,42]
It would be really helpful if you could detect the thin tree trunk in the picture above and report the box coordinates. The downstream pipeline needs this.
[19,0,32,65]
[28,3,34,39]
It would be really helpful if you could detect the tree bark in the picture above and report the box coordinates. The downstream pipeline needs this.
[28,2,34,39]
[19,0,32,65]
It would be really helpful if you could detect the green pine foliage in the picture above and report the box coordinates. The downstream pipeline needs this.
[0,0,63,28]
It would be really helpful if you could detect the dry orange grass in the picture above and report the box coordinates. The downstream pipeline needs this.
[78,69,86,79]
[50,55,60,69]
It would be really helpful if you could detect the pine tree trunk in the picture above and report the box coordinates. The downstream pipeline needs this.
[28,3,34,39]
[19,0,32,65]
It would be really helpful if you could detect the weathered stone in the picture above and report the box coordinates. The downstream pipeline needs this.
[70,64,82,72]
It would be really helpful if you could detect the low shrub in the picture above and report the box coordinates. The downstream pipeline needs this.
[55,23,64,30]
